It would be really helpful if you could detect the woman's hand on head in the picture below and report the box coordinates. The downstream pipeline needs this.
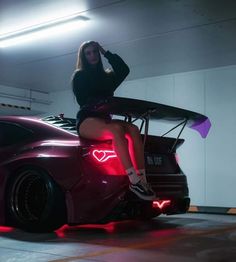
[93,41,106,55]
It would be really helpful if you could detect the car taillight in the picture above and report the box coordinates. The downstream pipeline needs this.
[152,200,171,209]
[175,153,180,164]
[81,146,125,175]
[92,149,117,162]
[0,226,14,232]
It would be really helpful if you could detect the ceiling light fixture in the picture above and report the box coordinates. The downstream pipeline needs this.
[0,14,89,48]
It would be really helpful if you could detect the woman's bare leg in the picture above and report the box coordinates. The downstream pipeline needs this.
[79,117,155,199]
[111,120,145,170]
[79,118,133,170]
[126,125,145,170]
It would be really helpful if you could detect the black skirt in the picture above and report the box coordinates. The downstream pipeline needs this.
[76,109,112,135]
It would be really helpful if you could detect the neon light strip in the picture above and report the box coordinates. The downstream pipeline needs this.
[152,200,171,209]
[92,150,117,162]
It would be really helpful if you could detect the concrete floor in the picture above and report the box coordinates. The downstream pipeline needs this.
[0,213,236,262]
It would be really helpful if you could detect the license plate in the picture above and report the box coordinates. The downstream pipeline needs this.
[146,154,163,166]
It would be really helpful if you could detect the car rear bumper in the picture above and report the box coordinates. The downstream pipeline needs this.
[147,173,189,199]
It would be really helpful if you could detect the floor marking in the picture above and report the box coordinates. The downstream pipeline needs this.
[228,208,236,214]
[188,206,198,212]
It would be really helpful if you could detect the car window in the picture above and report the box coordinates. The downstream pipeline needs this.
[0,122,33,147]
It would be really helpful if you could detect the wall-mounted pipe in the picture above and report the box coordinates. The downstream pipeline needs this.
[0,92,52,105]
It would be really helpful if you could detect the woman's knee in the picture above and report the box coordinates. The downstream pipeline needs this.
[127,123,140,137]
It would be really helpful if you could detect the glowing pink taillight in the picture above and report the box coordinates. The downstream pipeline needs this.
[152,200,171,209]
[0,226,14,232]
[175,153,180,164]
[92,149,117,162]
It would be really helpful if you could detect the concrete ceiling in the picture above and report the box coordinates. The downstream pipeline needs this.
[0,0,236,92]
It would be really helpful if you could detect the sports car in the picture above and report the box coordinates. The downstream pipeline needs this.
[0,97,211,232]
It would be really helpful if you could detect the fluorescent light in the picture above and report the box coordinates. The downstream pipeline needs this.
[0,15,88,48]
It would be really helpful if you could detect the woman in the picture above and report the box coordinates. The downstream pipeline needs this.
[72,40,155,200]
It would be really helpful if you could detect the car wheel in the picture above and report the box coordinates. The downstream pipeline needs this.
[6,167,67,233]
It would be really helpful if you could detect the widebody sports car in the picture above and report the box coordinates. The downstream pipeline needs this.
[0,97,211,232]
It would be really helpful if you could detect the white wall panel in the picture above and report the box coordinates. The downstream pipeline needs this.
[174,72,205,113]
[0,84,31,107]
[49,89,78,118]
[115,79,147,100]
[0,84,50,115]
[145,75,174,105]
[205,66,236,207]
[143,75,174,136]
[174,72,205,205]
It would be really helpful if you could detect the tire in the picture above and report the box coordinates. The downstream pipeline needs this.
[6,167,67,233]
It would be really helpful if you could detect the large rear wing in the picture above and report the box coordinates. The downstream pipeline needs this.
[95,97,211,149]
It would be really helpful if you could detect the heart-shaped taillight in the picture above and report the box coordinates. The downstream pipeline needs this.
[92,149,117,162]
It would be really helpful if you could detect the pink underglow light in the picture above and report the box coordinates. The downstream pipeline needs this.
[77,223,115,233]
[55,223,115,235]
[152,200,171,209]
[0,226,14,232]
[55,224,68,238]
[92,149,117,162]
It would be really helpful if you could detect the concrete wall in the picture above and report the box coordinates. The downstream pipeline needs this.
[0,84,50,116]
